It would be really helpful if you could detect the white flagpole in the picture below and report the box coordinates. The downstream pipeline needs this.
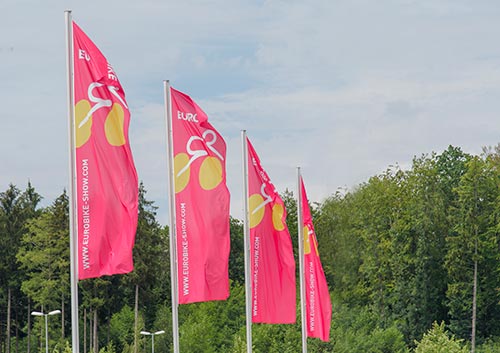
[241,130,252,353]
[297,167,308,353]
[164,80,180,353]
[65,10,80,353]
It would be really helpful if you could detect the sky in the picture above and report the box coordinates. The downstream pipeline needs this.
[2,0,500,224]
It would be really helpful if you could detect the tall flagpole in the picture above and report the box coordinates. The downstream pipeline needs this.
[297,167,308,353]
[65,10,80,353]
[241,130,252,353]
[164,80,180,353]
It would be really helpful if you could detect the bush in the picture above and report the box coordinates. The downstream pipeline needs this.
[477,338,500,353]
[329,304,408,353]
[413,322,468,353]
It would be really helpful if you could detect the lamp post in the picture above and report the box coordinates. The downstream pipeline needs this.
[31,310,61,353]
[140,330,165,353]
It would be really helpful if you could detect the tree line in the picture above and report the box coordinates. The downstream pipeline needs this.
[2,145,500,352]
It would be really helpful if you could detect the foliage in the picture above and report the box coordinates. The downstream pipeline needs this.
[0,182,43,351]
[476,338,500,353]
[151,304,173,352]
[329,303,408,353]
[53,341,72,353]
[5,145,500,351]
[18,191,69,309]
[413,322,468,353]
[229,217,245,285]
[98,342,117,353]
[109,305,136,352]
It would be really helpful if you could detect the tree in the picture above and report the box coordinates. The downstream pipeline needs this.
[17,191,70,350]
[414,322,468,353]
[120,182,168,353]
[355,168,403,325]
[1,183,42,353]
[389,153,450,344]
[446,156,500,348]
[315,190,362,306]
[229,217,244,285]
[109,305,142,352]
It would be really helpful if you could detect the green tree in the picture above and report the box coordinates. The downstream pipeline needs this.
[151,304,172,353]
[120,182,168,352]
[229,217,245,285]
[109,305,142,352]
[315,190,362,305]
[314,147,474,347]
[80,277,112,353]
[354,168,403,325]
[17,191,70,349]
[177,282,246,352]
[281,188,298,249]
[328,303,407,353]
[1,183,43,353]
[413,322,468,353]
[446,156,500,347]
[389,153,450,344]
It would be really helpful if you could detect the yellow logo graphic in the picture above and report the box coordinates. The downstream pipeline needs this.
[249,183,285,230]
[74,82,128,148]
[199,156,223,190]
[75,100,92,147]
[249,194,265,228]
[174,153,191,193]
[304,225,319,255]
[104,104,126,146]
[174,129,224,193]
[272,203,285,231]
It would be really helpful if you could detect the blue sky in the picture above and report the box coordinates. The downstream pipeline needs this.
[2,0,500,223]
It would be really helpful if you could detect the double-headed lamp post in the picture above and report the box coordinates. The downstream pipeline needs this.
[31,310,61,353]
[140,330,165,353]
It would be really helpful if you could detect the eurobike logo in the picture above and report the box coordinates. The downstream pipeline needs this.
[75,48,128,149]
[249,182,286,231]
[75,82,128,148]
[174,129,225,193]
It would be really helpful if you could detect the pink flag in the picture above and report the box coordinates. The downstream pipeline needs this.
[170,87,230,304]
[72,22,138,279]
[301,177,332,341]
[246,138,296,323]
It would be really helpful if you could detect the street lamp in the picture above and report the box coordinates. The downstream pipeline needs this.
[140,330,165,353]
[31,310,61,353]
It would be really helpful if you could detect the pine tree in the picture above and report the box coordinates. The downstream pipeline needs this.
[17,190,70,349]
